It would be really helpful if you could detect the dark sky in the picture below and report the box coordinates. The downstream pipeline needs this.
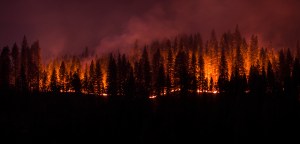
[1,0,300,58]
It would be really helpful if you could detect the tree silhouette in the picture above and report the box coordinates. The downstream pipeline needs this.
[50,68,59,92]
[267,60,275,92]
[59,61,67,92]
[107,54,117,96]
[166,48,174,93]
[28,41,41,92]
[218,46,229,93]
[41,70,48,92]
[156,63,165,97]
[95,59,103,95]
[0,46,12,91]
[88,60,95,93]
[198,54,205,91]
[11,43,20,87]
[190,52,197,93]
[124,66,135,98]
[82,64,89,93]
[71,71,81,93]
[175,50,189,95]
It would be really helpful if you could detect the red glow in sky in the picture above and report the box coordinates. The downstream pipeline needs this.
[0,0,300,58]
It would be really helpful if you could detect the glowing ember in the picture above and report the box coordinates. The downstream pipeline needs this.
[149,95,157,99]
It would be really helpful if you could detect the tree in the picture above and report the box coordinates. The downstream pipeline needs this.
[107,54,117,96]
[88,60,95,93]
[11,43,20,87]
[198,54,205,91]
[124,66,135,98]
[267,60,275,91]
[28,41,41,92]
[156,63,165,97]
[82,64,89,93]
[41,70,48,92]
[209,77,214,91]
[50,68,59,92]
[21,36,29,91]
[166,48,174,92]
[175,51,189,94]
[190,52,197,93]
[0,46,12,90]
[59,61,67,92]
[234,45,245,77]
[141,47,152,97]
[71,72,81,93]
[250,35,258,66]
[95,59,103,95]
[218,47,229,92]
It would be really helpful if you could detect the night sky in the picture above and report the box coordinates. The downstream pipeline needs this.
[1,0,300,58]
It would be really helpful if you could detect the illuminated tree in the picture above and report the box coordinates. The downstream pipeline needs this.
[209,77,214,91]
[82,65,88,93]
[41,70,48,92]
[250,35,258,66]
[234,45,245,77]
[167,48,174,91]
[198,54,205,91]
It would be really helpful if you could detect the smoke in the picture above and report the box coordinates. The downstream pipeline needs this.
[1,0,300,58]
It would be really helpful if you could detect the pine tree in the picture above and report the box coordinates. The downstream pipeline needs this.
[175,51,189,94]
[141,47,151,97]
[95,59,103,95]
[71,72,81,93]
[50,68,59,92]
[59,61,67,92]
[107,54,117,96]
[41,70,48,92]
[88,60,95,93]
[11,43,20,87]
[250,35,258,66]
[267,60,275,91]
[198,54,205,91]
[124,66,135,98]
[0,46,12,90]
[82,64,89,93]
[156,63,165,97]
[218,48,229,92]
[209,77,214,91]
[190,52,197,93]
[167,48,174,91]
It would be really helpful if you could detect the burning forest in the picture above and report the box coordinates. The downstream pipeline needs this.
[1,27,300,99]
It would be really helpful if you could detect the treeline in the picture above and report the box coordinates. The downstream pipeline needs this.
[1,26,300,99]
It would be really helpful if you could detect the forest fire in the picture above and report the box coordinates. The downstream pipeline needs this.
[0,27,299,98]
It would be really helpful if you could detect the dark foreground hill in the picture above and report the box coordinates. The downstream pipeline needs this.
[0,92,299,144]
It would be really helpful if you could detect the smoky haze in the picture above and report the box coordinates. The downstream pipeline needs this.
[0,0,300,58]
